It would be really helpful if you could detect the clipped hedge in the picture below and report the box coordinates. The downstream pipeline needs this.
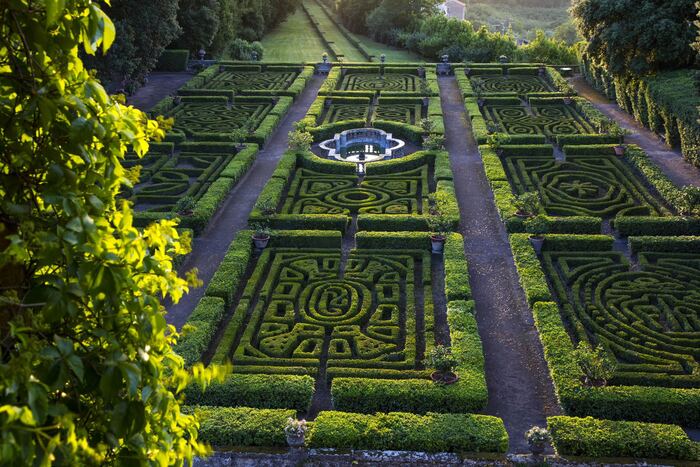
[308,411,508,453]
[174,297,226,366]
[614,216,700,236]
[509,234,552,306]
[331,377,487,415]
[155,49,188,72]
[205,230,253,307]
[548,416,699,461]
[186,374,315,411]
[628,235,700,254]
[195,407,293,448]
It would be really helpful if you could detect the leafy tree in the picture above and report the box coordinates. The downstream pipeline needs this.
[516,30,577,64]
[337,0,382,34]
[0,1,226,464]
[571,0,697,75]
[366,0,440,42]
[173,0,221,54]
[85,0,181,91]
[553,20,582,45]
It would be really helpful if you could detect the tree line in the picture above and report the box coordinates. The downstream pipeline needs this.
[86,0,300,91]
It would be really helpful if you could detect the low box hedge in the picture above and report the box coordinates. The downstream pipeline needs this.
[308,411,508,453]
[615,216,700,236]
[194,406,294,448]
[205,230,253,307]
[628,235,700,254]
[548,416,699,461]
[174,296,226,366]
[185,374,315,412]
[155,49,188,71]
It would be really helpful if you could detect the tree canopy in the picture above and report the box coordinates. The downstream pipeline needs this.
[571,0,697,75]
[0,0,225,464]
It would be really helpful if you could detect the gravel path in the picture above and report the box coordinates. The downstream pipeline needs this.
[128,72,194,111]
[570,76,700,188]
[167,76,325,328]
[438,76,562,454]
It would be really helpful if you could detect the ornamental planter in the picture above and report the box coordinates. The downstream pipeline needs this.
[252,233,270,249]
[614,145,627,157]
[529,235,545,255]
[563,97,573,105]
[286,433,305,448]
[528,442,545,456]
[430,235,446,254]
[477,98,486,108]
[430,371,459,385]
[515,211,533,219]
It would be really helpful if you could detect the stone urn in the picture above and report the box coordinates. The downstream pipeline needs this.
[286,432,305,449]
[430,235,446,254]
[252,233,270,249]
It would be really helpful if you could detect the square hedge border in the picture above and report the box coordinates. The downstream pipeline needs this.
[510,233,700,426]
[249,150,459,233]
[177,230,487,416]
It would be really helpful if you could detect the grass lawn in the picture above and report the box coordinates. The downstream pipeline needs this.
[261,8,330,62]
[303,0,366,62]
[351,34,422,63]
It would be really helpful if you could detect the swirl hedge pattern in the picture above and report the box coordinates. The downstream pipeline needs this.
[339,73,420,92]
[543,249,700,388]
[484,104,595,136]
[169,101,272,135]
[281,167,428,215]
[201,71,298,91]
[123,151,235,212]
[502,154,667,217]
[470,75,554,95]
[227,248,427,375]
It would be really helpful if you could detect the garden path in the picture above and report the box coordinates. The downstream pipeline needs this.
[167,76,326,329]
[570,76,700,188]
[438,76,562,454]
[129,72,194,111]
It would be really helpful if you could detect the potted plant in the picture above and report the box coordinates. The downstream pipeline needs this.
[423,134,445,151]
[420,117,435,134]
[486,132,511,156]
[524,214,548,254]
[424,345,459,385]
[288,129,314,152]
[427,192,453,254]
[525,426,551,456]
[513,192,541,218]
[231,127,248,150]
[284,418,308,448]
[573,342,617,387]
[607,124,631,156]
[562,92,575,105]
[174,196,196,217]
[251,220,271,249]
[473,80,486,107]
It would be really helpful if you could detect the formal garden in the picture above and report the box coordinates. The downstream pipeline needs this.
[3,1,700,465]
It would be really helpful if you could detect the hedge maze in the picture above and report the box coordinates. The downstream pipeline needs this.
[282,167,427,215]
[339,72,421,93]
[202,70,298,92]
[225,248,424,376]
[169,99,272,136]
[502,154,667,218]
[318,100,370,125]
[320,65,439,98]
[483,102,596,137]
[375,100,423,125]
[471,75,554,95]
[124,150,236,213]
[542,246,700,389]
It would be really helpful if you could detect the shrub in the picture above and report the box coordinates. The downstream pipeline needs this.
[195,407,293,448]
[155,49,189,71]
[548,416,699,460]
[227,38,264,61]
[308,411,509,453]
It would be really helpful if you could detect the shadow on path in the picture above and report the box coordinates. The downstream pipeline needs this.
[128,72,194,111]
[570,76,700,188]
[167,76,326,328]
[438,76,561,454]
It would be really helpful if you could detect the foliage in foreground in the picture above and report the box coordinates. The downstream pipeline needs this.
[0,1,226,464]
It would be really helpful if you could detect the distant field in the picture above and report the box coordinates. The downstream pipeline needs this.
[262,0,420,63]
[467,1,571,40]
[261,8,330,62]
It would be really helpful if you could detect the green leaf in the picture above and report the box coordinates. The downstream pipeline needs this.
[99,367,122,400]
[28,383,49,425]
[45,0,65,26]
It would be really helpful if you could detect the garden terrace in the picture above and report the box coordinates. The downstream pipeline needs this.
[123,142,258,234]
[300,94,444,144]
[153,95,293,146]
[179,230,488,416]
[250,150,458,232]
[319,64,438,98]
[501,151,671,219]
[511,234,700,426]
[455,64,574,99]
[178,64,315,99]
[481,97,596,138]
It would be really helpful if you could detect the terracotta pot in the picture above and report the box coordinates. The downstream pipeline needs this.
[529,235,545,255]
[614,145,627,156]
[431,371,459,385]
[252,234,270,249]
[529,442,546,456]
[286,433,305,448]
[515,211,533,219]
[430,235,446,254]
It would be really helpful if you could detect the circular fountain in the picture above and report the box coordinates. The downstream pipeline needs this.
[319,128,407,165]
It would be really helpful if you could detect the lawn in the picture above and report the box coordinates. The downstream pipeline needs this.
[303,0,366,62]
[261,8,330,62]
